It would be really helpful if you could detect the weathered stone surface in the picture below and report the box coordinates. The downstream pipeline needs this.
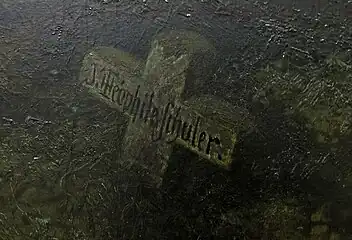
[79,30,252,186]
[80,46,144,111]
[143,30,217,100]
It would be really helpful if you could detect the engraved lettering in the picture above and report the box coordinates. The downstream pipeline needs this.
[81,60,235,166]
[198,132,207,151]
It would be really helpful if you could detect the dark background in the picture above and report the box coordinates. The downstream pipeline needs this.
[0,0,351,239]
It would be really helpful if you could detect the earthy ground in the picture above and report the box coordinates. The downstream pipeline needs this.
[0,0,352,239]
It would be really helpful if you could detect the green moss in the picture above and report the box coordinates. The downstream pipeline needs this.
[218,198,308,239]
[311,204,331,223]
[311,225,329,236]
[329,232,340,240]
[253,54,352,143]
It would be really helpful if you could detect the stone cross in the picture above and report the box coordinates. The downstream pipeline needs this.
[79,30,252,187]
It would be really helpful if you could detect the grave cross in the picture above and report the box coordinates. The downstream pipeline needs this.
[79,30,252,187]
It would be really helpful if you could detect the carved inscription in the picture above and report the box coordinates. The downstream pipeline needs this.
[81,59,236,167]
